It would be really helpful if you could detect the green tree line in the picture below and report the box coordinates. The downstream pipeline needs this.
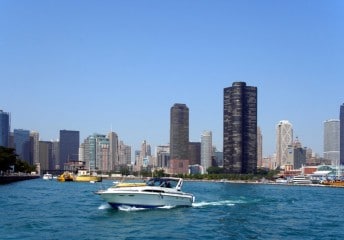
[0,146,36,174]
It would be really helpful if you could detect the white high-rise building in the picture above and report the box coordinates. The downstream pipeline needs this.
[276,120,293,169]
[156,145,170,168]
[201,131,212,174]
[323,119,340,166]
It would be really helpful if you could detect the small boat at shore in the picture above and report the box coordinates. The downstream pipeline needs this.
[42,173,53,180]
[320,164,344,187]
[275,178,288,184]
[96,177,195,209]
[320,179,344,187]
[292,175,312,185]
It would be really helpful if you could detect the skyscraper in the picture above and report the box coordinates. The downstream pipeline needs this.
[323,119,340,166]
[97,137,110,172]
[108,132,119,171]
[13,129,31,163]
[340,104,344,165]
[0,110,10,147]
[188,142,201,165]
[257,127,263,168]
[201,131,212,174]
[223,82,257,174]
[156,145,170,168]
[292,138,307,169]
[82,133,106,171]
[39,141,53,172]
[276,120,293,169]
[170,103,189,174]
[30,131,40,165]
[52,140,59,169]
[119,141,131,166]
[59,130,80,169]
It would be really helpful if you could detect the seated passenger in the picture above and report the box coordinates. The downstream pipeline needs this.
[165,181,171,188]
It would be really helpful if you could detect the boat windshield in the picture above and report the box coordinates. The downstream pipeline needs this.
[146,178,179,188]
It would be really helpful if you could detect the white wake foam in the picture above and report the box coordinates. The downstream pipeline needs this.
[192,200,237,208]
[98,203,111,210]
[157,205,176,210]
[118,205,146,212]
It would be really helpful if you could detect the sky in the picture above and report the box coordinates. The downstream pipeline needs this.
[1,0,344,157]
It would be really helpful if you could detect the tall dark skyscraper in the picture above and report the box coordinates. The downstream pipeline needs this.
[170,103,189,174]
[189,142,201,165]
[223,82,257,174]
[0,110,10,147]
[59,130,80,169]
[340,104,344,165]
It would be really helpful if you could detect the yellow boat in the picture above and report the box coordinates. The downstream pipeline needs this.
[73,169,102,182]
[57,171,74,182]
[74,175,102,182]
[321,179,344,187]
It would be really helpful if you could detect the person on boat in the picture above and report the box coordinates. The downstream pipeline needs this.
[165,181,171,188]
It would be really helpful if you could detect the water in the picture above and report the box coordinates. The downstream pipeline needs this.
[1,179,344,240]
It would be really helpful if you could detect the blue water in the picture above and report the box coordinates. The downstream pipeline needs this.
[1,179,344,240]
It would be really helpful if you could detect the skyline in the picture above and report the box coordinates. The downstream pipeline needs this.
[1,1,344,156]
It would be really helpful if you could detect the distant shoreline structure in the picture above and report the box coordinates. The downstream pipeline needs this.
[185,179,344,188]
[0,175,40,184]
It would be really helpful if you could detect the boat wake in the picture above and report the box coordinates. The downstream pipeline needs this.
[98,203,112,210]
[118,205,177,212]
[118,205,147,212]
[157,205,176,210]
[192,200,241,208]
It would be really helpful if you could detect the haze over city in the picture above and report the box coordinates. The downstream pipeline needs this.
[1,0,344,156]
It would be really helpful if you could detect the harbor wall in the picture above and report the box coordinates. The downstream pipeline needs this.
[0,175,40,184]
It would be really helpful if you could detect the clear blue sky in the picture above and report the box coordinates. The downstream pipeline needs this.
[1,0,343,156]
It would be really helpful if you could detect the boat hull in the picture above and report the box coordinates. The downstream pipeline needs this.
[57,172,74,182]
[97,177,195,209]
[99,191,194,209]
[321,180,344,187]
[42,174,53,180]
[74,175,102,182]
[292,175,312,185]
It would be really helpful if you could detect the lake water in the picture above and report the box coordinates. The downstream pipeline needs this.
[1,178,343,239]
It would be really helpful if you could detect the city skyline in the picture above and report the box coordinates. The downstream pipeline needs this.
[1,1,344,156]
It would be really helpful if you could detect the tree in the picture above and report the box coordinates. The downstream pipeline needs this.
[0,146,36,174]
[153,169,165,177]
[15,159,36,173]
[120,165,130,176]
[207,166,224,174]
[0,147,18,173]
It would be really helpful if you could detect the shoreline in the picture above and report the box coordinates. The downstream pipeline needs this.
[0,175,40,184]
[102,176,344,188]
[184,178,344,188]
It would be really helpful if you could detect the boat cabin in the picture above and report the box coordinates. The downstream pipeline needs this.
[146,177,183,190]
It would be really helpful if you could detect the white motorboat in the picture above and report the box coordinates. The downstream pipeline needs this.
[42,173,53,180]
[292,175,312,185]
[275,178,288,184]
[96,177,195,209]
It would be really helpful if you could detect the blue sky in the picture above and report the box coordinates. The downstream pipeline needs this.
[1,0,343,156]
